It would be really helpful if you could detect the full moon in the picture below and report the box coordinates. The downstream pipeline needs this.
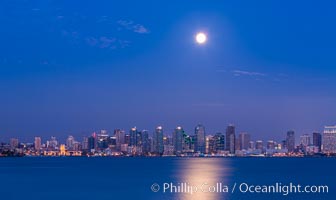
[195,32,207,44]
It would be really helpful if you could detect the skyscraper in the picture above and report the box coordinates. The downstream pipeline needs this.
[130,127,137,147]
[300,134,311,147]
[136,130,142,148]
[47,136,58,150]
[313,132,322,152]
[97,130,109,150]
[34,137,42,151]
[173,126,184,154]
[255,140,264,151]
[225,124,235,154]
[10,138,19,149]
[114,129,125,151]
[82,137,89,150]
[238,132,250,150]
[213,132,225,152]
[154,126,164,155]
[66,135,75,150]
[267,140,276,150]
[286,130,295,152]
[88,135,96,151]
[195,124,206,153]
[124,134,130,146]
[249,141,255,150]
[141,130,150,154]
[323,126,336,153]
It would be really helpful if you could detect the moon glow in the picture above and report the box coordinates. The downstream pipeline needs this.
[195,32,207,44]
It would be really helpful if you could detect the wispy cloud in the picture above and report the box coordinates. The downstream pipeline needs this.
[85,36,130,49]
[232,70,267,77]
[117,20,150,34]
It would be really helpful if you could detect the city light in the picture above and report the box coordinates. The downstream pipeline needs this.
[1,125,335,157]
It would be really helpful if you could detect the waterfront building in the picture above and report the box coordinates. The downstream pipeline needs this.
[66,135,76,150]
[249,141,255,150]
[82,137,88,150]
[195,124,206,153]
[207,133,225,154]
[47,136,58,150]
[313,132,322,152]
[34,137,42,151]
[256,140,264,151]
[88,135,96,152]
[154,126,164,154]
[286,130,295,152]
[114,129,125,151]
[300,134,311,147]
[173,126,184,154]
[238,132,250,150]
[141,130,150,154]
[97,130,109,150]
[10,138,19,149]
[225,124,236,154]
[323,126,336,153]
[267,140,276,150]
[129,127,137,147]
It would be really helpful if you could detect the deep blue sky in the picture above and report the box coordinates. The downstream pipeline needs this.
[1,0,336,142]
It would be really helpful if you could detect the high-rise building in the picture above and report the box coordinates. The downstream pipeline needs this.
[173,126,184,154]
[73,141,81,151]
[136,130,142,148]
[107,136,116,149]
[82,137,89,150]
[34,137,42,151]
[249,141,255,150]
[124,134,130,146]
[130,127,137,146]
[207,133,225,153]
[235,138,240,151]
[66,135,75,150]
[238,132,250,150]
[255,140,264,151]
[195,124,206,153]
[47,136,58,150]
[141,130,150,154]
[88,135,96,151]
[323,126,336,153]
[313,132,322,152]
[154,126,164,154]
[225,124,236,154]
[97,130,109,150]
[300,134,311,147]
[184,135,196,152]
[114,129,125,151]
[207,135,215,154]
[213,132,225,152]
[267,140,276,149]
[286,130,295,152]
[10,138,19,149]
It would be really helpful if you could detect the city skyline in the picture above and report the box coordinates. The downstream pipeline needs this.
[3,124,336,157]
[1,123,333,144]
[3,123,334,147]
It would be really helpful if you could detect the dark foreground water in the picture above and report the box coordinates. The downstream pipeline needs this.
[0,157,335,200]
